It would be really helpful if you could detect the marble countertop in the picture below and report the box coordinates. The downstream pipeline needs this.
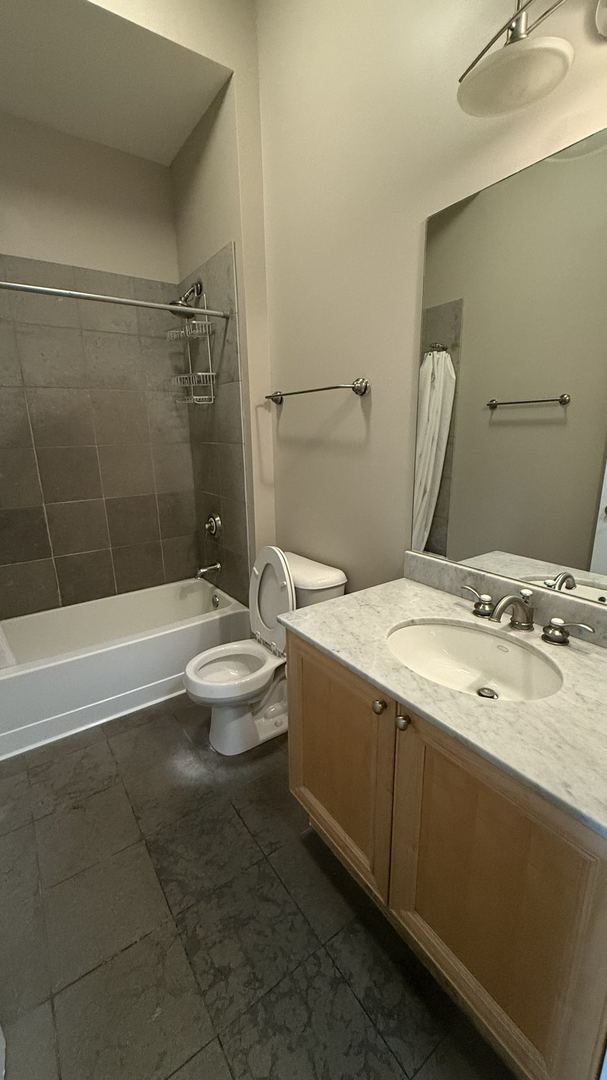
[463,550,607,593]
[279,577,607,839]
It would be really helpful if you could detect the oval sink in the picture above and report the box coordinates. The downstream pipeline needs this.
[387,620,562,702]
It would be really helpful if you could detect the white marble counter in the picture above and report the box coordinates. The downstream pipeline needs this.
[279,577,607,839]
[463,550,607,598]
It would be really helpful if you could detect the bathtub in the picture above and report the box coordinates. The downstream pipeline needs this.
[0,579,249,759]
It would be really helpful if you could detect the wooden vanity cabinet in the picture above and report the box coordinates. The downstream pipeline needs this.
[286,632,607,1080]
[390,714,607,1080]
[286,634,396,903]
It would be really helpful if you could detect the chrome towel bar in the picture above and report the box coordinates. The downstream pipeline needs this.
[487,393,571,410]
[266,378,370,406]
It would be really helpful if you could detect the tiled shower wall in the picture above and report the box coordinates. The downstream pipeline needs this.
[0,246,250,619]
[184,244,250,605]
[0,255,198,618]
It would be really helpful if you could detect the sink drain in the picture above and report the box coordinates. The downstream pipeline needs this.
[477,686,499,699]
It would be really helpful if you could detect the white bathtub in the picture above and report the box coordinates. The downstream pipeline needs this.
[0,579,249,759]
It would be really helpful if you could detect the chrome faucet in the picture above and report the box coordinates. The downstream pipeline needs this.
[489,588,534,631]
[552,571,577,592]
[195,563,221,580]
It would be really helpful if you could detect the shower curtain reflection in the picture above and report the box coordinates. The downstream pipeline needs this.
[412,349,456,551]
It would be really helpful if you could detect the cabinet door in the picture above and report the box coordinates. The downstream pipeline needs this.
[287,633,396,903]
[390,714,607,1080]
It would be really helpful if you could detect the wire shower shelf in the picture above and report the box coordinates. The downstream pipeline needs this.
[173,371,216,405]
[167,319,214,342]
[168,285,217,404]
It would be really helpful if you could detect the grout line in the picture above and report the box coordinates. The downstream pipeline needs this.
[163,1033,229,1080]
[48,993,63,1080]
[40,833,142,894]
[29,784,63,1078]
[144,389,167,585]
[211,938,324,1043]
[94,442,118,596]
[21,388,62,607]
[323,942,412,1078]
[25,726,109,778]
[215,1034,237,1080]
[50,917,173,1000]
[409,1032,452,1079]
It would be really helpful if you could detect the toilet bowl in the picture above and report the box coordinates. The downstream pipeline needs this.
[184,546,346,756]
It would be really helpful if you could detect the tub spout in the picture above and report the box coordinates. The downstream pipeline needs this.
[195,563,221,579]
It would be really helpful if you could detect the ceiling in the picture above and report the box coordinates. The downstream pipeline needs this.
[0,0,232,165]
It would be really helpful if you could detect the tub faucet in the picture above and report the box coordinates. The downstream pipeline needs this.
[195,563,221,579]
[489,589,534,631]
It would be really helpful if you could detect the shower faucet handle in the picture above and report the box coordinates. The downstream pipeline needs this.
[204,513,222,539]
[462,585,493,618]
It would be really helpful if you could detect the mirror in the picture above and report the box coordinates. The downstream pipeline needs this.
[413,127,607,605]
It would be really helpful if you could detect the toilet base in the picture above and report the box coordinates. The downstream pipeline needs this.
[209,674,288,756]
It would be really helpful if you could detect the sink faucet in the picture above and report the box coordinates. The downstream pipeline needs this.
[552,571,576,592]
[195,563,221,580]
[489,589,534,631]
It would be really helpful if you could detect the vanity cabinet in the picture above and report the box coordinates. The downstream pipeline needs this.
[286,634,396,903]
[286,632,607,1080]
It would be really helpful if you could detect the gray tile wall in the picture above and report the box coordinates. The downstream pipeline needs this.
[420,299,463,558]
[0,254,203,618]
[183,244,250,605]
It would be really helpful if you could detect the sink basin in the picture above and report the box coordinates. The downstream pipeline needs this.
[387,620,562,701]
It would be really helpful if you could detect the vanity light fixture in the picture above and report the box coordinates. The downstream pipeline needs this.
[458,0,574,117]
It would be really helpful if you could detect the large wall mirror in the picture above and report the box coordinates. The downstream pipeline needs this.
[413,127,607,605]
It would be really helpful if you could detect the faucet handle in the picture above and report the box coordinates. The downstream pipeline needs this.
[541,617,595,646]
[462,585,493,618]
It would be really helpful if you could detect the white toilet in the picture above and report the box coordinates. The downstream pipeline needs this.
[184,546,346,756]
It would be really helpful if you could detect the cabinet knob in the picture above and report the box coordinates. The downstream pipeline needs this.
[371,699,387,714]
[395,714,411,731]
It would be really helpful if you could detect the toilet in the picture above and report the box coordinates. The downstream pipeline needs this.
[184,546,346,756]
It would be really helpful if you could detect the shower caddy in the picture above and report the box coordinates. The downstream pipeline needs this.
[0,275,229,408]
[167,279,218,405]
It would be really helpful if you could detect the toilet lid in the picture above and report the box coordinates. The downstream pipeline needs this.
[249,546,296,655]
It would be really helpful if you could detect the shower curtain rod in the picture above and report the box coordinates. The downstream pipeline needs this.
[0,280,230,320]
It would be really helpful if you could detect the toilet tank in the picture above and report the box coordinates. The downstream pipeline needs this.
[284,552,347,608]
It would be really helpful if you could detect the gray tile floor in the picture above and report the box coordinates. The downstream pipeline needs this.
[0,697,516,1080]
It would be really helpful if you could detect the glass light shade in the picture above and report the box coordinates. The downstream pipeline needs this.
[458,35,574,117]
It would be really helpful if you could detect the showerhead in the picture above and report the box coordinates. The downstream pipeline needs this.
[169,279,203,318]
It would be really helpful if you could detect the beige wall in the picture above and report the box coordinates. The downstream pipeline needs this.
[256,0,607,591]
[171,85,240,279]
[0,110,177,280]
[171,83,257,562]
[91,0,275,553]
[423,145,607,570]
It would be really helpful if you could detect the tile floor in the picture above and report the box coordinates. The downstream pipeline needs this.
[0,697,516,1080]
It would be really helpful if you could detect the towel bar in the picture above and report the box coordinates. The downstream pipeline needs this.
[266,378,370,406]
[487,393,571,410]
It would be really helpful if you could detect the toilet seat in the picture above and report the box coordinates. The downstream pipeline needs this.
[184,640,285,706]
[249,546,296,655]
